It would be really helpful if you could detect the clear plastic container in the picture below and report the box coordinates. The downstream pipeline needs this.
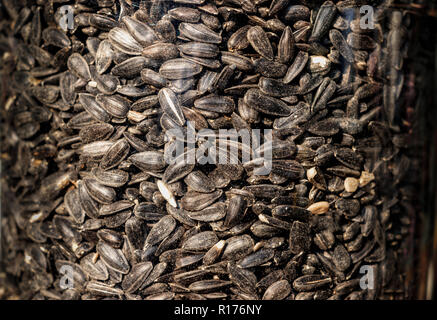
[0,0,436,300]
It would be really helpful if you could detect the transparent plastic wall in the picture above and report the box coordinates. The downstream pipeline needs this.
[0,0,436,300]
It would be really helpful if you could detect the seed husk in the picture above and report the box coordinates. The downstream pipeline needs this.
[244,89,291,116]
[283,51,308,84]
[179,23,222,44]
[307,201,330,215]
[247,26,274,60]
[159,58,203,80]
[263,280,291,300]
[145,215,177,247]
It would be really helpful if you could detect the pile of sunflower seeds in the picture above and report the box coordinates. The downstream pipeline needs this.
[0,0,433,300]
